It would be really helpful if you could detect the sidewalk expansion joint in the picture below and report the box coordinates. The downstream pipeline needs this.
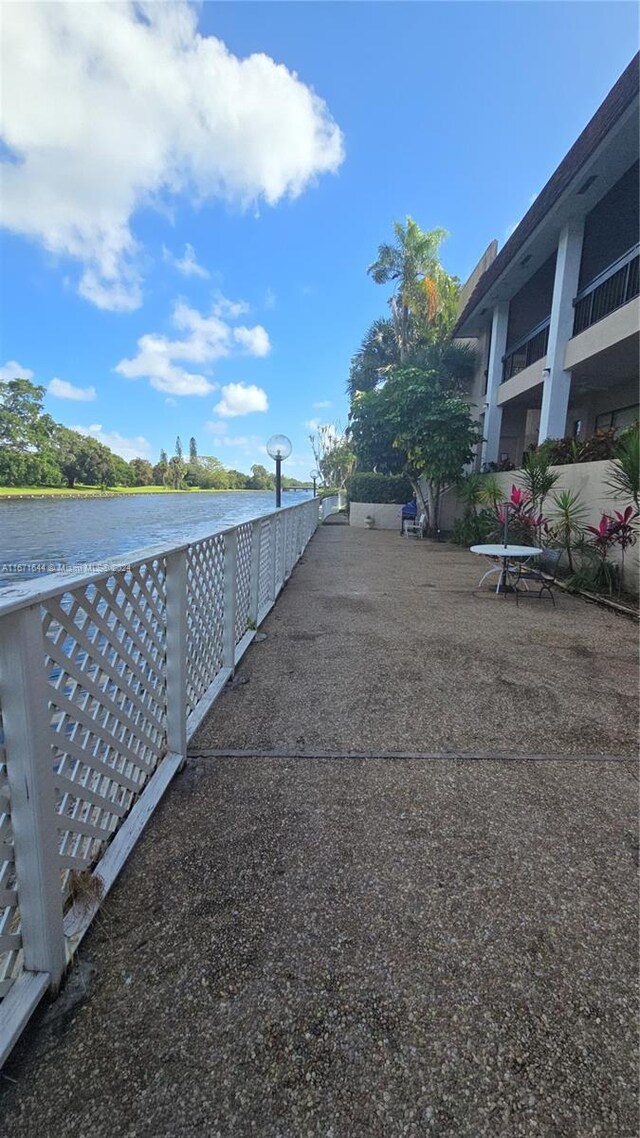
[187,748,636,763]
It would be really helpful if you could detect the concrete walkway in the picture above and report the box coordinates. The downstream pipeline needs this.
[2,527,638,1137]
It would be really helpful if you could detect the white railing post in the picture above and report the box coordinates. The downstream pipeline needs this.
[0,606,65,990]
[270,516,277,603]
[278,512,287,586]
[248,519,262,626]
[223,529,238,671]
[276,513,283,592]
[281,511,288,580]
[165,549,188,765]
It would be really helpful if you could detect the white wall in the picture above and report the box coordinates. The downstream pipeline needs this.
[349,502,403,530]
[439,460,639,592]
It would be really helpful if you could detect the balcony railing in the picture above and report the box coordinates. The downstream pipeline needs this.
[502,317,550,383]
[573,244,640,336]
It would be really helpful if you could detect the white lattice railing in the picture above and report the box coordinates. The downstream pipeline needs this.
[0,496,324,1062]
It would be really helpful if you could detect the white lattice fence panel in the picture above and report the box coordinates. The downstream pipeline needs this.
[0,701,22,1000]
[284,512,293,573]
[186,534,225,714]
[300,504,310,551]
[234,523,253,643]
[258,520,273,610]
[275,514,284,586]
[41,560,168,898]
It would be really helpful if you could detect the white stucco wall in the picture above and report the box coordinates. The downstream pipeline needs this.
[349,502,403,530]
[439,460,639,592]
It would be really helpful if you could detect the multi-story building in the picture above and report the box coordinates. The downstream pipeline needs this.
[454,54,639,470]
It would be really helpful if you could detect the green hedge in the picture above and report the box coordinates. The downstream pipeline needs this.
[346,472,413,504]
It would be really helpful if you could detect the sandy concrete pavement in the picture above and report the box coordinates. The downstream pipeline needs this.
[193,525,639,757]
[1,526,637,1137]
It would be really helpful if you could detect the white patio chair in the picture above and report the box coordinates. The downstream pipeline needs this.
[404,512,426,538]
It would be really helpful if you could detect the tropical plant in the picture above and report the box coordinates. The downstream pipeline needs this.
[348,318,399,396]
[367,219,459,362]
[547,489,588,573]
[566,552,619,597]
[577,512,636,595]
[605,423,640,509]
[411,339,478,392]
[451,509,496,546]
[457,473,485,516]
[518,450,559,515]
[497,484,547,546]
[608,506,639,592]
[479,474,504,511]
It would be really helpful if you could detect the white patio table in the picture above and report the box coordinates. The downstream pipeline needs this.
[470,543,543,595]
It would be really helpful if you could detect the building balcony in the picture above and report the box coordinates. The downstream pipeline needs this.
[501,316,550,383]
[573,243,639,336]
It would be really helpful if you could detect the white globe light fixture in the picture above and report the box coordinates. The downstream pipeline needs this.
[266,434,292,508]
[310,468,321,497]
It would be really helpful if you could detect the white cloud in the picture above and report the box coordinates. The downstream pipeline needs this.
[287,454,317,472]
[165,397,177,407]
[264,288,276,310]
[214,382,269,418]
[71,423,151,461]
[1,3,344,310]
[48,377,96,402]
[0,360,34,381]
[205,420,263,453]
[232,325,270,356]
[312,400,332,409]
[169,242,209,279]
[115,294,271,396]
[211,291,250,320]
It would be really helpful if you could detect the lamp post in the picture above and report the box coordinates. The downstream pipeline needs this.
[266,434,292,508]
[502,501,510,547]
[310,468,320,497]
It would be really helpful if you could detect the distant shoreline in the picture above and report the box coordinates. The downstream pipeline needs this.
[0,486,310,501]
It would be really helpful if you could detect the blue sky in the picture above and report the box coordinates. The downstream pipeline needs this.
[1,1,637,478]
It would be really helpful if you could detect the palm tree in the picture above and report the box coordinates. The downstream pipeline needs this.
[367,218,457,361]
[605,423,639,509]
[348,318,399,398]
[409,339,477,393]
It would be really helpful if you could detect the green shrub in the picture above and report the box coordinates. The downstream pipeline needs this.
[533,428,623,467]
[451,509,496,546]
[346,472,414,504]
[567,557,620,596]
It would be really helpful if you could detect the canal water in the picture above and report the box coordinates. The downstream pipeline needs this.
[0,490,312,591]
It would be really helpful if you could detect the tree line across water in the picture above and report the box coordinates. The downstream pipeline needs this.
[0,379,307,492]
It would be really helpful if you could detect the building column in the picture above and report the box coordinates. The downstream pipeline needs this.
[481,302,509,467]
[538,218,584,442]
